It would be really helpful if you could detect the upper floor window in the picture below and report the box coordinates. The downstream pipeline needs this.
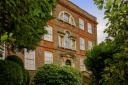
[64,13,70,22]
[44,51,53,64]
[71,39,76,50]
[88,41,93,50]
[58,11,76,26]
[79,18,84,30]
[88,23,93,33]
[64,31,70,48]
[80,38,85,50]
[44,26,53,41]
[58,35,64,47]
[58,31,76,50]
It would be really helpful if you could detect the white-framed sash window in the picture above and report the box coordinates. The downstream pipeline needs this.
[24,49,36,70]
[44,26,53,42]
[80,38,85,50]
[79,18,84,30]
[44,51,53,64]
[88,23,93,34]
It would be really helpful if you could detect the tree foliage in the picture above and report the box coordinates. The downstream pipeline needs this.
[6,55,24,68]
[0,0,58,50]
[33,64,82,85]
[85,41,128,85]
[94,0,128,42]
[84,0,128,85]
[0,60,24,85]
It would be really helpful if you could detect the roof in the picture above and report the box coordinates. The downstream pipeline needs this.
[59,0,97,23]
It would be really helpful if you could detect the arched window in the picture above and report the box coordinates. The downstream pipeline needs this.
[65,60,71,66]
[58,11,76,26]
[64,31,70,48]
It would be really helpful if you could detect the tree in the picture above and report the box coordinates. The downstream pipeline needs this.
[6,55,24,68]
[84,40,128,85]
[84,0,128,85]
[0,0,58,51]
[94,0,128,43]
[33,64,82,85]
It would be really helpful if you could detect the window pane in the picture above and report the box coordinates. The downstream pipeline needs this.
[44,26,53,41]
[71,39,76,50]
[44,51,53,64]
[80,38,85,50]
[64,13,70,22]
[58,36,64,47]
[59,11,76,26]
[88,41,93,49]
[88,23,92,33]
[79,18,84,30]
[64,32,70,48]
[24,49,36,70]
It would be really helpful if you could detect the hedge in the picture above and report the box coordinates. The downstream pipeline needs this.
[0,60,24,85]
[33,64,82,85]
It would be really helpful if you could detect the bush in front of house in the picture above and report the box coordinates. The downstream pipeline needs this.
[33,64,82,85]
[6,55,30,85]
[0,60,24,85]
[22,69,30,85]
[6,55,24,68]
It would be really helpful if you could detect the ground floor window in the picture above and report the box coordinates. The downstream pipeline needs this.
[24,49,36,70]
[80,57,86,71]
[65,60,72,66]
[44,51,53,64]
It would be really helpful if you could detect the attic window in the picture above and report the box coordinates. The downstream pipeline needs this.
[58,11,76,26]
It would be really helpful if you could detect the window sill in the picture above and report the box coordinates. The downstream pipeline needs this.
[87,32,93,34]
[57,19,76,27]
[43,39,54,43]
[58,46,76,51]
[80,49,85,51]
[79,27,85,30]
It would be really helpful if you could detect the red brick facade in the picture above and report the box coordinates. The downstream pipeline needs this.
[33,0,97,84]
[27,0,97,84]
[35,0,97,67]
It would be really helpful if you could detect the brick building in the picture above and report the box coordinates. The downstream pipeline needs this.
[24,0,97,84]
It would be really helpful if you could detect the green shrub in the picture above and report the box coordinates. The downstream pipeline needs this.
[6,55,24,68]
[22,69,30,85]
[0,60,23,85]
[6,55,30,85]
[33,64,82,85]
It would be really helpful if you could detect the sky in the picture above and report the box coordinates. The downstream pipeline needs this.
[70,0,107,43]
